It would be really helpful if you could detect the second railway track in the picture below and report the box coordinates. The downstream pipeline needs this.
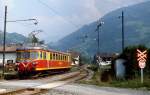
[0,68,88,95]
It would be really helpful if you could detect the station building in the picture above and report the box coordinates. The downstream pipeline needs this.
[0,44,22,67]
[68,51,80,66]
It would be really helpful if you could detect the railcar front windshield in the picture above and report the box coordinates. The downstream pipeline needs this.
[17,51,38,62]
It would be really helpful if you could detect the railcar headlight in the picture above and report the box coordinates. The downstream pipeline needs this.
[32,62,37,65]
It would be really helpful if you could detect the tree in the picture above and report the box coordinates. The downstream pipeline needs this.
[119,45,149,79]
[26,32,45,46]
[32,35,39,44]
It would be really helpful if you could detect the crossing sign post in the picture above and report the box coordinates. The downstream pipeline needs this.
[137,49,147,83]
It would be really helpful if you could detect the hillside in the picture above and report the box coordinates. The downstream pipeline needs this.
[51,1,150,56]
[0,31,27,44]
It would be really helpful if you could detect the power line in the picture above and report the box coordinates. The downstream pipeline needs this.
[15,21,35,28]
[36,0,79,28]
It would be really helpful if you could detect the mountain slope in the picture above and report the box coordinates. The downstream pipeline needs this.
[0,31,27,44]
[52,1,150,56]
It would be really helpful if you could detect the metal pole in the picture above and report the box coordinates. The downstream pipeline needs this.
[141,68,143,83]
[97,27,100,54]
[2,6,7,78]
[96,22,103,55]
[121,11,124,52]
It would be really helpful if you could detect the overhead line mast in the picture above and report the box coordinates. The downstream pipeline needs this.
[3,6,7,77]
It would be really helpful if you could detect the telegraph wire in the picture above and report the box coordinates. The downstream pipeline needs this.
[14,21,35,29]
[36,0,79,28]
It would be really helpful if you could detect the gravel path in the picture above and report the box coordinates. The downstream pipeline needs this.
[84,68,94,81]
[41,83,150,95]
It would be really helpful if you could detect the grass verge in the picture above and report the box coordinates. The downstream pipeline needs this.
[78,70,150,90]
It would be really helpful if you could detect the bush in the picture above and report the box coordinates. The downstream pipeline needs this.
[88,65,98,72]
[119,45,150,79]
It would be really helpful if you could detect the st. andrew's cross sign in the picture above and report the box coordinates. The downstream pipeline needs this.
[137,49,147,83]
[137,49,147,69]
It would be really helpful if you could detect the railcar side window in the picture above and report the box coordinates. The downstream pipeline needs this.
[24,52,30,59]
[63,55,65,61]
[58,54,60,60]
[43,52,46,59]
[40,52,42,59]
[50,53,52,60]
[46,52,48,60]
[30,52,38,59]
[53,53,55,60]
[61,54,62,60]
[17,52,21,59]
[59,54,61,60]
[67,55,69,62]
[62,55,64,61]
[56,53,58,60]
[65,56,66,61]
[66,56,67,61]
[60,54,62,60]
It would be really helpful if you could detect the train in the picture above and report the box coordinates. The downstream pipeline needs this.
[4,46,72,78]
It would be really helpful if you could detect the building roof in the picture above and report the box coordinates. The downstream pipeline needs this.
[68,51,80,57]
[0,45,22,53]
[96,53,117,58]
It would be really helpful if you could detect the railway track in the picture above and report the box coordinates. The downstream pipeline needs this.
[0,88,47,95]
[0,68,88,95]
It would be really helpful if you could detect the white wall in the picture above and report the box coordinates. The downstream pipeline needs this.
[0,53,16,65]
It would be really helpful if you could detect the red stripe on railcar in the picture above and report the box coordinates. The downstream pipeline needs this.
[35,60,71,71]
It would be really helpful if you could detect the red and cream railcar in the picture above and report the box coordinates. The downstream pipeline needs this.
[16,46,71,75]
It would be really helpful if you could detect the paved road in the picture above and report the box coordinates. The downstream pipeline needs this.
[0,69,149,95]
[41,83,150,95]
[0,71,80,94]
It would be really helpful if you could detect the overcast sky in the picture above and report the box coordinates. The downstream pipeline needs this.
[0,0,148,43]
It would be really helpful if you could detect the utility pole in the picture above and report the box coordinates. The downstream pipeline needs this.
[97,26,100,54]
[121,11,124,52]
[2,6,7,77]
[96,21,104,54]
[1,6,38,78]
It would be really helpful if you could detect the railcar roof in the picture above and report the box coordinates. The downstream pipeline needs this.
[17,46,70,55]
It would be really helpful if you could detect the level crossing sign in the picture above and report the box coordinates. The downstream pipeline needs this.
[137,49,147,69]
[137,49,147,83]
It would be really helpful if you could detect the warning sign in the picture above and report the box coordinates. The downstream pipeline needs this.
[137,49,147,69]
